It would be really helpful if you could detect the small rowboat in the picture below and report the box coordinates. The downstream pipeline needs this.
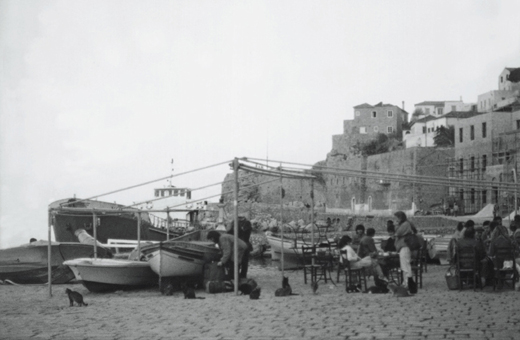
[64,258,158,292]
[144,240,221,278]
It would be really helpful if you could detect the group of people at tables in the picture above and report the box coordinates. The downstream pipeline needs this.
[337,211,421,292]
[447,215,520,287]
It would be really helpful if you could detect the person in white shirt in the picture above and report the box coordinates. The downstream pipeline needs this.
[338,235,387,282]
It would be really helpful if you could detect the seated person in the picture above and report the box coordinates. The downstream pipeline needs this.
[351,224,365,251]
[451,226,486,267]
[357,228,378,258]
[481,222,513,285]
[381,221,396,252]
[338,235,388,282]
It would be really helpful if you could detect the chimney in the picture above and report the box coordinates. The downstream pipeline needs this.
[402,101,405,110]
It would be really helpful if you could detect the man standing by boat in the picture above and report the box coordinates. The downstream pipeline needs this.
[207,230,248,281]
[227,216,253,278]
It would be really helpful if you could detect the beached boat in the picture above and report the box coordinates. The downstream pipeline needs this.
[135,229,221,277]
[49,198,196,243]
[428,235,452,264]
[63,258,158,292]
[266,232,333,269]
[144,241,221,277]
[0,240,112,284]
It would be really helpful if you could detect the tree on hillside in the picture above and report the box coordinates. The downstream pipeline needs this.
[411,108,424,122]
[353,133,404,156]
[434,125,455,147]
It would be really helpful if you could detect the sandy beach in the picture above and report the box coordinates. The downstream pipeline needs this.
[1,262,519,340]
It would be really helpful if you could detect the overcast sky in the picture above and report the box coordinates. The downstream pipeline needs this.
[1,0,519,248]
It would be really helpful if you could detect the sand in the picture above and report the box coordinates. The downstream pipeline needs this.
[1,263,519,340]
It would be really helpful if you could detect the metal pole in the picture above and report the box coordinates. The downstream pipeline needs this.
[311,180,315,245]
[233,158,239,295]
[137,212,142,257]
[166,208,170,241]
[513,168,518,217]
[93,212,97,259]
[280,172,284,276]
[48,210,52,298]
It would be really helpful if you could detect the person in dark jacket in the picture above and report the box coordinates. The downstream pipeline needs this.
[207,230,248,280]
[227,216,253,278]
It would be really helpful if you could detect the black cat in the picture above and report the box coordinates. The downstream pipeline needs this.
[65,288,88,307]
[311,281,319,294]
[365,277,389,294]
[182,284,205,299]
[274,277,298,296]
[249,287,261,300]
[345,284,362,293]
[163,283,175,296]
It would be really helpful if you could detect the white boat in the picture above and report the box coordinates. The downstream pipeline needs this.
[63,258,158,292]
[266,233,331,269]
[428,235,452,265]
[145,240,221,277]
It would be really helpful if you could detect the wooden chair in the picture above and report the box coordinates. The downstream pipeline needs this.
[340,250,368,292]
[492,246,517,290]
[455,245,481,291]
[301,245,334,284]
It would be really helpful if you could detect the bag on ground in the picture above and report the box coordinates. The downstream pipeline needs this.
[445,265,459,290]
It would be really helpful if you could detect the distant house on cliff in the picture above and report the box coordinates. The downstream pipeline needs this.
[403,110,481,148]
[343,102,409,143]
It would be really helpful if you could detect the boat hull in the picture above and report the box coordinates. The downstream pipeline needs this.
[50,198,159,243]
[64,258,158,292]
[0,241,111,284]
[266,234,326,270]
[146,241,221,277]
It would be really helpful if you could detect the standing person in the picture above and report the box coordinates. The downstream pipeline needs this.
[227,216,253,278]
[394,211,416,292]
[207,230,248,281]
[493,203,499,219]
[453,203,459,217]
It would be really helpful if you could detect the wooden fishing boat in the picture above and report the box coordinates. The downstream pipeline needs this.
[63,258,158,292]
[49,198,196,243]
[144,241,221,277]
[266,232,333,270]
[0,240,111,284]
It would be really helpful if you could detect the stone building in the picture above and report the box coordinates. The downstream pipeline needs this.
[344,102,409,143]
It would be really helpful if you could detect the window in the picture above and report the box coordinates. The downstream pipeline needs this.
[422,126,426,133]
[437,108,443,115]
[517,120,520,130]
[355,110,360,117]
[482,154,487,171]
[372,111,377,118]
[482,122,487,138]
[360,126,367,134]
[501,76,503,83]
[470,156,475,172]
[459,189,464,201]
[459,158,464,173]
[471,189,475,204]
[470,125,474,140]
[387,110,393,117]
[459,128,463,143]
[451,105,456,111]
[374,126,379,132]
[387,126,393,133]
[482,190,487,204]
[425,108,430,114]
